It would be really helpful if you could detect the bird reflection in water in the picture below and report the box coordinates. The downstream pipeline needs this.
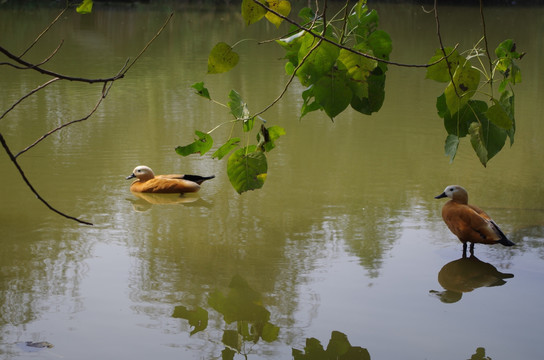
[430,256,514,303]
[127,191,208,212]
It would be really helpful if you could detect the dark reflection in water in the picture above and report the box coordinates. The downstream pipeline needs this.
[173,275,279,359]
[127,191,211,211]
[173,275,371,360]
[430,256,514,303]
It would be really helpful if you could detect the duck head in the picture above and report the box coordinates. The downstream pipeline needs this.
[126,166,155,181]
[435,185,468,204]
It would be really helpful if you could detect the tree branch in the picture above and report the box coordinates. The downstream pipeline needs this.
[1,12,174,225]
[0,132,93,225]
[251,0,457,68]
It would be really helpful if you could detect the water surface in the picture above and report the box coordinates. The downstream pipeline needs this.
[1,3,543,359]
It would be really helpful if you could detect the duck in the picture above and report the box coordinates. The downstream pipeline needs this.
[435,185,514,255]
[126,165,214,193]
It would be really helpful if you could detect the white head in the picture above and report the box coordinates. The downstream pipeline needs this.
[127,166,155,181]
[435,185,468,203]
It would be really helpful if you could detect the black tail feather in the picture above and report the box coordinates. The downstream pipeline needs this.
[183,174,215,185]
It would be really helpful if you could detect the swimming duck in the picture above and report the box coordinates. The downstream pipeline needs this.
[126,165,214,193]
[435,185,514,255]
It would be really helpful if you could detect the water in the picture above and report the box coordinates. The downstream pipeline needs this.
[1,2,543,359]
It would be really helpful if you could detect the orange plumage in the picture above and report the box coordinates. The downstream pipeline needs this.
[126,166,214,194]
[435,185,514,254]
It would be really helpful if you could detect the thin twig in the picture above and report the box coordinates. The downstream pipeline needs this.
[432,0,460,98]
[339,0,351,45]
[479,0,493,94]
[121,12,174,75]
[0,78,60,121]
[255,33,325,118]
[19,7,67,58]
[0,132,93,225]
[15,83,110,158]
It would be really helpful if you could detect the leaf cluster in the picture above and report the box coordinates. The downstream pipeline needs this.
[177,84,285,194]
[277,1,392,119]
[426,40,524,166]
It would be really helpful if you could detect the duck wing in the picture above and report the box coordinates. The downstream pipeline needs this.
[158,174,215,185]
[467,204,514,246]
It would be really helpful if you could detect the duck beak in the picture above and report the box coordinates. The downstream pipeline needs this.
[435,192,447,199]
[126,173,136,180]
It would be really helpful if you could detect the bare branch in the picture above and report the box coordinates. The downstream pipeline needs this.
[1,12,174,225]
[0,45,126,83]
[479,0,494,93]
[15,83,110,158]
[121,12,174,75]
[0,78,60,122]
[0,132,93,225]
[19,8,67,58]
[432,0,460,98]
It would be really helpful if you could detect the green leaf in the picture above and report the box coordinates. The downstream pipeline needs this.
[243,117,255,132]
[297,34,340,86]
[265,0,291,28]
[208,42,239,74]
[469,122,488,166]
[426,47,462,83]
[444,60,480,115]
[486,101,513,130]
[175,130,213,156]
[495,40,523,87]
[436,93,448,118]
[444,134,459,163]
[228,90,250,120]
[350,66,386,115]
[257,125,285,152]
[227,146,268,194]
[276,30,305,69]
[300,86,320,119]
[367,30,393,60]
[337,47,377,84]
[241,0,267,25]
[500,90,516,145]
[314,72,352,119]
[191,82,211,100]
[76,0,93,14]
[443,100,487,137]
[297,7,316,23]
[212,138,241,160]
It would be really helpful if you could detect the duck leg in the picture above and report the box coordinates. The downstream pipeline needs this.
[469,242,475,256]
[462,242,468,258]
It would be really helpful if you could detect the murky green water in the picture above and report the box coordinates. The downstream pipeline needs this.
[1,2,543,359]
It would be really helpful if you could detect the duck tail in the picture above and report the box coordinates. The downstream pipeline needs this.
[184,175,215,185]
[498,237,515,247]
[491,221,515,246]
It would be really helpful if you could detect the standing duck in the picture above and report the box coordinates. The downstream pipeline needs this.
[126,165,214,193]
[435,185,514,255]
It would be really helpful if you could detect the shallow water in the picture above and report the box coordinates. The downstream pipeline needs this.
[1,2,543,359]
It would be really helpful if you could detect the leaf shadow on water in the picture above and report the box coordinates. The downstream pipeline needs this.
[172,274,372,360]
[171,274,498,360]
[429,255,514,304]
